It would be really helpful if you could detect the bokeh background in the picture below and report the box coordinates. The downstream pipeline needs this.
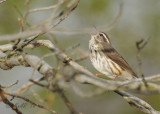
[0,0,160,114]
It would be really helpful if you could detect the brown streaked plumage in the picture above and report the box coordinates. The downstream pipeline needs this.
[89,32,137,80]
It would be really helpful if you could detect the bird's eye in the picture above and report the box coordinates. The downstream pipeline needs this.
[98,32,110,44]
[99,33,104,37]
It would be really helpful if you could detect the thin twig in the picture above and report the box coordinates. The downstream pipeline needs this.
[31,75,78,114]
[136,37,151,87]
[50,2,123,35]
[14,0,80,51]
[74,49,88,62]
[0,80,18,89]
[29,79,48,88]
[29,4,61,13]
[71,81,106,97]
[30,78,78,114]
[15,78,44,94]
[5,92,57,114]
[0,88,22,114]
[0,0,121,41]
[64,43,80,52]
[75,55,88,62]
[50,85,78,114]
[99,2,123,31]
[23,0,31,27]
[50,0,80,30]
[114,90,159,114]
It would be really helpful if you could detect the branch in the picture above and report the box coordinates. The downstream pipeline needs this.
[4,92,57,114]
[15,77,42,94]
[0,0,8,4]
[0,80,18,89]
[29,4,60,13]
[50,2,123,35]
[0,40,160,113]
[0,88,22,114]
[136,37,151,87]
[48,41,160,113]
[114,90,159,114]
[0,43,78,113]
[49,0,80,30]
[49,84,78,114]
[1,40,160,93]
[0,0,121,41]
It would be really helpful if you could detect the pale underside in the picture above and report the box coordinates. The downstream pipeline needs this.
[90,51,133,80]
[89,38,135,80]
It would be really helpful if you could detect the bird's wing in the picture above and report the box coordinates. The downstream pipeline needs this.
[101,42,138,78]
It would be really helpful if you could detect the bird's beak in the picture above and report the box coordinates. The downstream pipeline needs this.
[87,33,95,38]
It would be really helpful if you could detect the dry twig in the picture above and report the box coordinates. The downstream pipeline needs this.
[4,92,57,114]
[136,37,151,87]
[0,0,121,41]
[0,88,22,114]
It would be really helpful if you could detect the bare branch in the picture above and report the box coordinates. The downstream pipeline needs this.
[114,90,159,114]
[29,0,64,13]
[99,3,123,31]
[0,0,121,41]
[136,37,151,87]
[1,40,160,93]
[4,92,57,114]
[52,84,78,114]
[49,0,80,30]
[0,80,19,89]
[29,79,48,88]
[50,2,123,35]
[0,39,160,113]
[15,78,42,94]
[0,41,78,113]
[71,81,106,97]
[0,88,22,114]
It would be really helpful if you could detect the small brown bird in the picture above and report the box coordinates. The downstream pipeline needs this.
[89,32,138,80]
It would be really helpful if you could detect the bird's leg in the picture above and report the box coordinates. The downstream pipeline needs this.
[94,73,103,77]
[113,75,119,81]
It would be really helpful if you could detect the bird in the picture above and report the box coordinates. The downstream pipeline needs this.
[89,32,138,80]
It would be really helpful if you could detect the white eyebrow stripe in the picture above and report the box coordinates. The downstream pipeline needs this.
[99,32,110,44]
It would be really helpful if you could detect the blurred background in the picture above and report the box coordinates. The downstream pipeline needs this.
[0,0,160,114]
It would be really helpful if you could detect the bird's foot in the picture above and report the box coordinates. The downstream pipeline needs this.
[113,75,119,81]
[94,73,103,77]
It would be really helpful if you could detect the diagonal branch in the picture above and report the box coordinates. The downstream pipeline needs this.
[114,90,159,114]
[0,88,22,114]
[4,92,57,114]
[1,40,160,93]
